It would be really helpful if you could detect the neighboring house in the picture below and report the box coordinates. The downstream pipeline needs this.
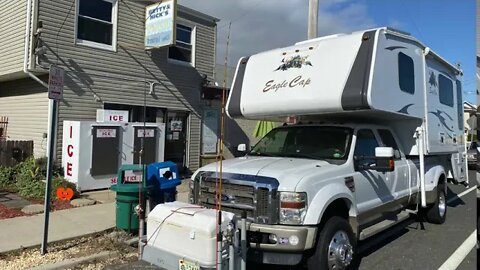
[464,101,477,132]
[0,0,218,173]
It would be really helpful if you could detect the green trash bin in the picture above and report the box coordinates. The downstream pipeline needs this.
[111,164,152,233]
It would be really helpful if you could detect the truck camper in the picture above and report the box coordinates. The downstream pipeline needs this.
[189,27,468,269]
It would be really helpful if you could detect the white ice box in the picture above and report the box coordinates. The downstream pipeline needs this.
[146,201,235,268]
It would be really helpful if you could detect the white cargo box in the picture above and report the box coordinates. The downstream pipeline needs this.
[146,201,235,268]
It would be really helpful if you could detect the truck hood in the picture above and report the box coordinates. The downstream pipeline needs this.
[197,156,339,191]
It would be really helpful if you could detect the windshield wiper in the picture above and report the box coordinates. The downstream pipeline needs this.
[285,153,319,160]
[248,151,277,157]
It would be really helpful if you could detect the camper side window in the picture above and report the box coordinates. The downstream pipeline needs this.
[438,74,454,107]
[398,52,415,94]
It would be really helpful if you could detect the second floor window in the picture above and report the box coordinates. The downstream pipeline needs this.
[168,24,195,65]
[76,0,117,50]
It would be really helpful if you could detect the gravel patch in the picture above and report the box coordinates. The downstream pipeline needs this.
[0,230,137,270]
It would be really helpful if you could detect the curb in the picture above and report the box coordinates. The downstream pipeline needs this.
[0,227,115,255]
[26,250,117,270]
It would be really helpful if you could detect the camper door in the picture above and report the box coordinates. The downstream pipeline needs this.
[424,57,463,154]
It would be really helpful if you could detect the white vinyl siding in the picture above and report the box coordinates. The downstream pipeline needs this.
[0,78,49,158]
[0,0,26,77]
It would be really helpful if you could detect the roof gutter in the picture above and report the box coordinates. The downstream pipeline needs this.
[23,0,47,88]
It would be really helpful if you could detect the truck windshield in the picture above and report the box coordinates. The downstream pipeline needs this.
[249,126,353,161]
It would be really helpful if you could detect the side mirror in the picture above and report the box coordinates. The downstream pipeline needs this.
[237,143,247,152]
[375,147,394,158]
[374,147,395,172]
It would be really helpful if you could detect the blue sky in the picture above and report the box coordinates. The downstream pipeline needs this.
[180,0,476,103]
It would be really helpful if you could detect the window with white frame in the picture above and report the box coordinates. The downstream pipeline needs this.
[76,0,117,50]
[168,24,195,65]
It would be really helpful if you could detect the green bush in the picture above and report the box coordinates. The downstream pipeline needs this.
[0,166,16,190]
[2,157,78,200]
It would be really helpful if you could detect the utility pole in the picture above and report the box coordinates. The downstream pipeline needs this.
[308,0,319,39]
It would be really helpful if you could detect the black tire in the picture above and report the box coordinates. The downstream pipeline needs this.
[307,216,356,270]
[425,185,447,224]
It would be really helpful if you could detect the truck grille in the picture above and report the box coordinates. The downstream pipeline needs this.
[197,178,278,224]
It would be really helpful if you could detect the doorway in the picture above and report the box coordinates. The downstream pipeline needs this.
[165,111,189,174]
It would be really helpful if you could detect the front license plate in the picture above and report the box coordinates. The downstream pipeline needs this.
[179,259,199,270]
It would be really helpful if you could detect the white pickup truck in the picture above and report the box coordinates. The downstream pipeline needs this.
[190,123,448,269]
[190,27,467,269]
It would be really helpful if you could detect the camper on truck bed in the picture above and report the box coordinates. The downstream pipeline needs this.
[189,27,468,270]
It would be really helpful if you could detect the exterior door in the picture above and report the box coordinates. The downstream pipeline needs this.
[165,111,188,173]
[353,129,394,225]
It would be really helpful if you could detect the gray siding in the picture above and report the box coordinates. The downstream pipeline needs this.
[0,0,26,78]
[0,77,49,157]
[35,0,216,171]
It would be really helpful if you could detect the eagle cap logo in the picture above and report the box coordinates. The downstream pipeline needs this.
[275,55,313,71]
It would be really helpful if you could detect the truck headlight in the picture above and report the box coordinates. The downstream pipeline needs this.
[279,192,307,225]
[467,154,476,160]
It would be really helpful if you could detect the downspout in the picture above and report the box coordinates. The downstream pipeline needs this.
[24,0,55,160]
[24,0,47,88]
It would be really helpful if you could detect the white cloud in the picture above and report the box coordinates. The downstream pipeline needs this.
[179,0,375,68]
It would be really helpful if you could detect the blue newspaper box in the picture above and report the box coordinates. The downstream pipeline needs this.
[147,161,181,207]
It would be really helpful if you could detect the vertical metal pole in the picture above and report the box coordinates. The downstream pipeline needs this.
[308,0,319,39]
[41,99,57,255]
[416,126,427,208]
[217,210,223,270]
[229,241,235,270]
[240,211,247,270]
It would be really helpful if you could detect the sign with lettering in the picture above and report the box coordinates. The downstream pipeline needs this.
[145,0,177,49]
[137,129,155,138]
[96,109,129,123]
[48,65,64,100]
[96,129,117,138]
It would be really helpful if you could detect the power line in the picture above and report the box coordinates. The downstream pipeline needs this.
[216,0,265,31]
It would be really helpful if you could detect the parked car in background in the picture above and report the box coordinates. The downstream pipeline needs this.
[467,141,478,169]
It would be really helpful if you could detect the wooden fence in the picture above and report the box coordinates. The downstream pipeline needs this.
[0,140,34,167]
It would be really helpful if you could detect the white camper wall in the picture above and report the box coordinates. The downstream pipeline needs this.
[228,32,365,119]
[369,29,426,120]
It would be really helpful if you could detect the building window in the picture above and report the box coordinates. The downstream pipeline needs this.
[168,24,195,65]
[438,74,454,107]
[398,52,415,94]
[76,0,117,50]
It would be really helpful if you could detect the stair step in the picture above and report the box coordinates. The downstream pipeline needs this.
[359,211,410,241]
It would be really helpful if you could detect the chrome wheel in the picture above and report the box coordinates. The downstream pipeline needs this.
[438,191,446,218]
[327,230,353,270]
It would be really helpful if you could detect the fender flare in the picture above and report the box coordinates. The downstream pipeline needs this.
[424,165,446,192]
[303,182,356,225]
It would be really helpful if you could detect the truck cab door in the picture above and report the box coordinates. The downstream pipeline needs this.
[353,129,395,225]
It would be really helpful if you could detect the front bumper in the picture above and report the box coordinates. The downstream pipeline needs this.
[247,223,317,265]
[247,223,317,252]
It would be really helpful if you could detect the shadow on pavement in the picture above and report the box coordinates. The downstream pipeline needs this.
[446,186,466,208]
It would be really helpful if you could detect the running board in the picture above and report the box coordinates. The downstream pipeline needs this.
[359,211,410,241]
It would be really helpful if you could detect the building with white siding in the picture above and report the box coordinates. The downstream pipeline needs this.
[0,0,219,174]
